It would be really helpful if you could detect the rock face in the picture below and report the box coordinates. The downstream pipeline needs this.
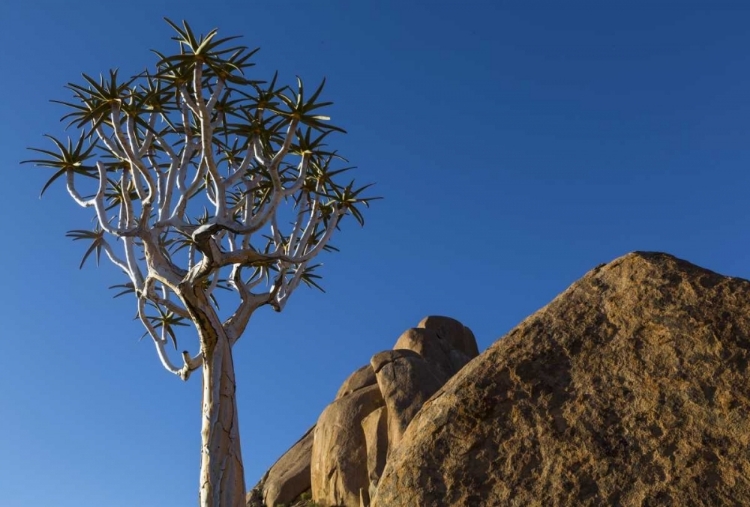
[249,314,477,507]
[416,315,480,359]
[246,426,315,507]
[360,407,388,501]
[371,349,447,448]
[393,327,472,381]
[373,252,750,506]
[310,316,478,507]
[311,384,385,507]
[335,364,377,399]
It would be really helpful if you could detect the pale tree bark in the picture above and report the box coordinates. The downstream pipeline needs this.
[180,285,246,507]
[200,333,245,507]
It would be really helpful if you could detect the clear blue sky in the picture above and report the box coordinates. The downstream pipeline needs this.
[3,2,750,506]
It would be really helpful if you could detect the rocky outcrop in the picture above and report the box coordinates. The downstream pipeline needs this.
[393,327,471,381]
[416,315,479,359]
[335,364,377,399]
[373,252,750,506]
[360,407,388,501]
[249,316,478,507]
[311,316,478,507]
[371,349,447,448]
[246,426,315,507]
[311,384,385,507]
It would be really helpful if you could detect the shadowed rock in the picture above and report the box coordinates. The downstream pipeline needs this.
[393,327,472,380]
[311,384,384,507]
[246,426,314,507]
[310,317,478,507]
[249,316,479,507]
[361,406,388,501]
[417,315,479,359]
[371,349,447,449]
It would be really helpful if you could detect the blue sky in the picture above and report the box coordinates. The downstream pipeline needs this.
[3,2,750,506]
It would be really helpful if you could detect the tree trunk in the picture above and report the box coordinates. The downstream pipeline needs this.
[199,331,246,507]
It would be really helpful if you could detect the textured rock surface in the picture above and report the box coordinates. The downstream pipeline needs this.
[311,384,384,507]
[373,252,750,507]
[393,327,472,380]
[250,316,478,507]
[371,349,447,448]
[361,407,388,502]
[247,491,316,507]
[417,315,479,359]
[335,364,377,399]
[246,426,314,507]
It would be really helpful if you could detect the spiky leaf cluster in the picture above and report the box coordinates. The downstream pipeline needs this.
[25,19,377,379]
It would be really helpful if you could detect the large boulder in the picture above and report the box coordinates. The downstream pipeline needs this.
[311,384,384,507]
[417,315,479,359]
[371,349,447,449]
[373,252,750,506]
[251,316,478,507]
[247,426,315,507]
[393,327,472,380]
[336,364,377,399]
[310,316,478,507]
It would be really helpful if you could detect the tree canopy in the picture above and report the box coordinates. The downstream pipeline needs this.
[25,19,377,379]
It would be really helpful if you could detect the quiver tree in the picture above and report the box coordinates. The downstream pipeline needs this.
[25,19,376,507]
